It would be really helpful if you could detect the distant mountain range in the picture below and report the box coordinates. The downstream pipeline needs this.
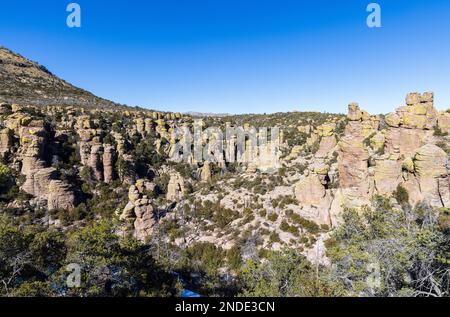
[186,111,232,117]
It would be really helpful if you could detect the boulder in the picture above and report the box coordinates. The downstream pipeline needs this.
[294,174,326,206]
[414,144,448,178]
[348,103,363,121]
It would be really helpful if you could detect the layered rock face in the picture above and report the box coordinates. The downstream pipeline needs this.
[291,93,450,228]
[411,144,450,207]
[0,127,13,157]
[48,180,76,211]
[0,106,76,210]
[120,180,156,241]
[315,122,337,158]
[1,87,449,256]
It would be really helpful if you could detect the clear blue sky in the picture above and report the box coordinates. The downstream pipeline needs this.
[1,0,450,114]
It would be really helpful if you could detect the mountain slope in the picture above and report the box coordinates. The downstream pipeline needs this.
[0,47,117,108]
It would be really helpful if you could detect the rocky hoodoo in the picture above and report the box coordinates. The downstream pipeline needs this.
[166,172,186,201]
[2,111,77,211]
[120,180,156,241]
[315,122,337,158]
[47,180,76,211]
[290,93,449,228]
[0,127,13,157]
[199,161,212,182]
[102,144,116,183]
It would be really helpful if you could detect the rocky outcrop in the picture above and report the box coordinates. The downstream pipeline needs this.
[255,141,281,173]
[166,173,186,201]
[103,144,116,183]
[315,123,337,158]
[414,144,448,178]
[22,167,57,198]
[411,144,449,207]
[290,94,449,228]
[294,174,325,206]
[437,111,450,134]
[199,161,212,182]
[88,141,104,182]
[120,180,156,241]
[373,156,402,195]
[0,128,13,157]
[48,180,76,210]
[338,136,370,195]
[384,93,437,156]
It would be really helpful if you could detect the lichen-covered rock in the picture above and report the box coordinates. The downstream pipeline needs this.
[369,132,385,152]
[385,112,401,127]
[348,103,363,121]
[402,157,415,173]
[374,157,402,195]
[386,92,438,130]
[438,111,450,134]
[414,144,448,178]
[317,123,335,137]
[385,127,428,157]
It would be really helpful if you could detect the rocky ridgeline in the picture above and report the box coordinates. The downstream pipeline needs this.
[0,92,449,251]
[0,102,185,213]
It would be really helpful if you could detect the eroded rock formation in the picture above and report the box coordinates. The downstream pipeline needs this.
[120,180,156,241]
